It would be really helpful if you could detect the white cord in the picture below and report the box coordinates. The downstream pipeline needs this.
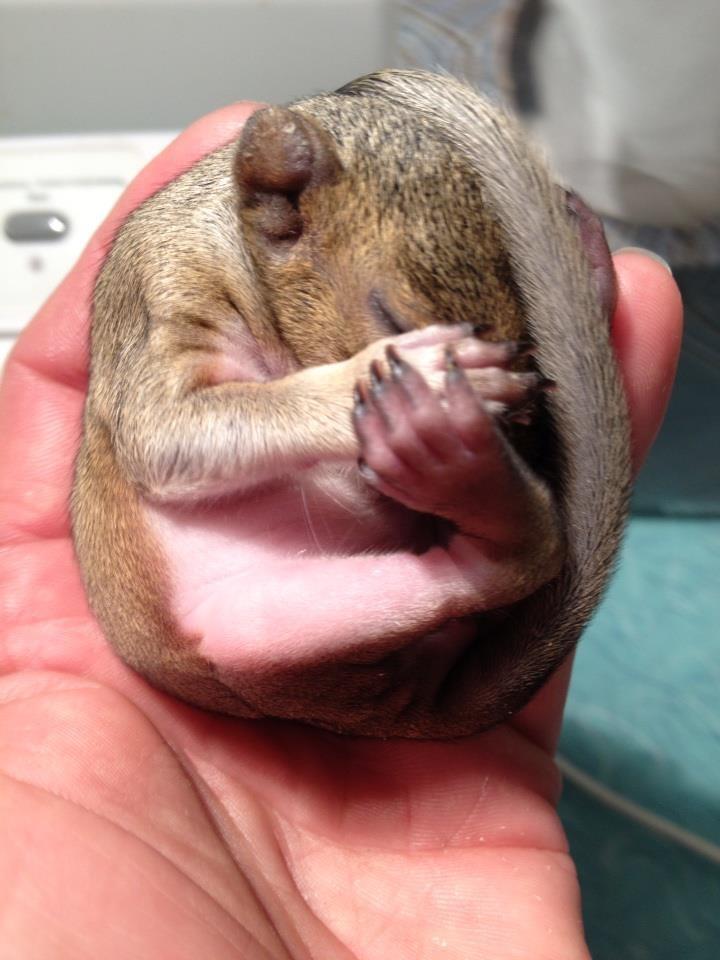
[556,755,720,867]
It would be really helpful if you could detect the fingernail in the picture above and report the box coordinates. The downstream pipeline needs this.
[615,247,672,275]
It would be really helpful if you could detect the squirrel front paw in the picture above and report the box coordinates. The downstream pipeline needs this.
[352,338,549,521]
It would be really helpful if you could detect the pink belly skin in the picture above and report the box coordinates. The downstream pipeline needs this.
[145,467,499,673]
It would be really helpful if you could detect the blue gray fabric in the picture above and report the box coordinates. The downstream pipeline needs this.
[632,268,720,515]
[559,517,720,958]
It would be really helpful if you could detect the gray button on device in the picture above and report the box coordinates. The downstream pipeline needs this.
[4,211,69,242]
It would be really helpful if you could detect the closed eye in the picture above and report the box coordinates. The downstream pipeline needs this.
[369,290,408,335]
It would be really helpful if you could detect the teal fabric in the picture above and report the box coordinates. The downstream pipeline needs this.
[632,268,720,515]
[558,517,720,958]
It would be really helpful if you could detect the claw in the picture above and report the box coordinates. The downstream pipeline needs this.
[471,322,493,338]
[353,381,368,417]
[385,344,406,379]
[502,403,535,426]
[514,339,535,358]
[369,359,384,393]
[444,345,467,386]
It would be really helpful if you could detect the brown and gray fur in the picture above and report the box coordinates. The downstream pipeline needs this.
[72,70,631,737]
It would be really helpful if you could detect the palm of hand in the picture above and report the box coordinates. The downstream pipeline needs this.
[0,105,681,959]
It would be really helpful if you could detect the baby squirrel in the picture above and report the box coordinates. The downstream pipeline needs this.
[71,70,631,738]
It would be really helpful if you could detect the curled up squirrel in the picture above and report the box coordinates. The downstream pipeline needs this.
[71,70,631,738]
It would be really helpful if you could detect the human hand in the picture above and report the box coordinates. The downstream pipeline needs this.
[0,104,682,958]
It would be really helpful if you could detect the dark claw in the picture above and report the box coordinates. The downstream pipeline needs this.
[495,338,535,359]
[502,403,535,426]
[471,322,492,338]
[369,359,384,393]
[385,344,406,379]
[538,377,558,392]
[509,412,534,426]
[514,339,535,358]
[353,381,367,416]
[445,345,466,385]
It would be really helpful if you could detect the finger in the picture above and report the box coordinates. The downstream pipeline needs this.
[515,250,683,750]
[0,103,263,541]
[611,249,683,474]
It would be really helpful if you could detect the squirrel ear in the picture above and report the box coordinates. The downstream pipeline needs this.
[235,107,342,244]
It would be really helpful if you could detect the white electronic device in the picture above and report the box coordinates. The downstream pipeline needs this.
[0,132,176,371]
[0,0,389,372]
